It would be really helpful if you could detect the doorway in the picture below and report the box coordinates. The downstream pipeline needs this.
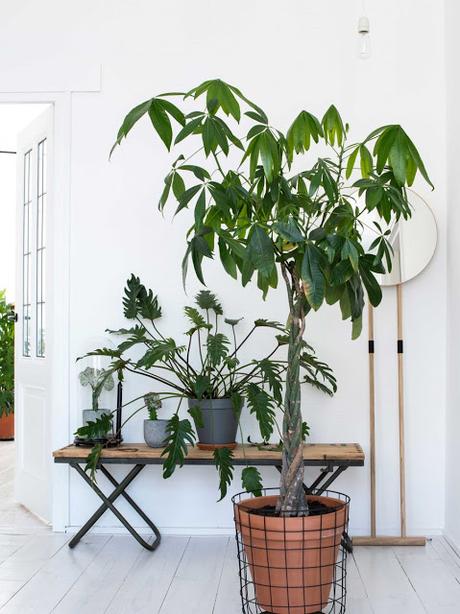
[0,103,53,530]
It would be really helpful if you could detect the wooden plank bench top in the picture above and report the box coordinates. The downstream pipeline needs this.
[53,442,364,466]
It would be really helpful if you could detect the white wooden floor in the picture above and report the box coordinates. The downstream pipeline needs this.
[1,442,460,613]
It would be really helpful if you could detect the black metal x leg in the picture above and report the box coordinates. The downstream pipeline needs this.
[275,464,348,495]
[68,463,161,551]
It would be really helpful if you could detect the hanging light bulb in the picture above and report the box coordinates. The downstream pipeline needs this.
[357,16,372,60]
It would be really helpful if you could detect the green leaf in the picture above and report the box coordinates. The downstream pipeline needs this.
[331,260,353,286]
[110,99,152,156]
[254,319,285,331]
[231,392,244,419]
[158,98,186,126]
[273,218,304,243]
[148,99,173,150]
[287,110,323,158]
[218,237,238,279]
[214,447,234,501]
[137,339,185,368]
[195,290,223,314]
[158,174,173,211]
[246,383,276,440]
[365,186,383,210]
[206,333,230,366]
[300,350,337,396]
[123,274,142,318]
[359,144,373,177]
[175,116,204,145]
[247,225,275,278]
[242,466,263,497]
[345,146,360,179]
[341,239,360,272]
[193,374,212,399]
[161,415,195,478]
[302,421,310,441]
[188,405,204,429]
[352,315,363,340]
[322,105,345,146]
[389,128,407,186]
[257,359,283,404]
[194,189,207,228]
[301,244,325,310]
[75,413,113,441]
[172,173,185,199]
[83,444,103,483]
[358,259,382,307]
[175,184,202,215]
[179,164,210,181]
[184,306,211,334]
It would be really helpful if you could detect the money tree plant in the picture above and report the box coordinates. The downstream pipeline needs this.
[111,79,432,516]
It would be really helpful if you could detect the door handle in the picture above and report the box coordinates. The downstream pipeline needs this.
[8,311,18,323]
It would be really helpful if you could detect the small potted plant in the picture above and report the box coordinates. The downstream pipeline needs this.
[77,365,115,442]
[0,290,14,441]
[143,392,168,448]
[111,79,432,613]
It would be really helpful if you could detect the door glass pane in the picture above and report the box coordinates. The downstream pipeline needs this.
[36,138,46,358]
[22,149,32,357]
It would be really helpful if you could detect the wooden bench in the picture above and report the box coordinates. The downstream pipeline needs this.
[53,443,364,551]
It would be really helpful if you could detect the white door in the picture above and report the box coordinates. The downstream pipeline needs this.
[15,107,53,523]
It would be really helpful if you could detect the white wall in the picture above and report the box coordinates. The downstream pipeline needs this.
[445,0,460,550]
[0,0,447,535]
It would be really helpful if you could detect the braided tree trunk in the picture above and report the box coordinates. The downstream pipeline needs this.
[277,266,308,517]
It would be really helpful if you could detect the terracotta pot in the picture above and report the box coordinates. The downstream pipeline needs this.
[0,412,14,440]
[235,494,348,614]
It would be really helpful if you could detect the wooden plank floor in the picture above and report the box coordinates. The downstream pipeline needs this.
[2,442,460,612]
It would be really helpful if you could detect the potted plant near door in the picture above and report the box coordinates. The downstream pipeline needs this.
[0,290,15,441]
[112,80,432,612]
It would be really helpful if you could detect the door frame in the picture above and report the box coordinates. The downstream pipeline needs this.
[0,92,71,531]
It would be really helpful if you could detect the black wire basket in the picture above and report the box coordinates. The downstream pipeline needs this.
[232,488,351,614]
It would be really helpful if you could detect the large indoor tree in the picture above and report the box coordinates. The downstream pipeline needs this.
[111,79,432,516]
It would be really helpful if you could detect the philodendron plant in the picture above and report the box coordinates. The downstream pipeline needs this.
[79,279,335,498]
[111,79,432,516]
[78,366,115,411]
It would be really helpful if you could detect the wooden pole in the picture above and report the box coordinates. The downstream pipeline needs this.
[352,290,426,548]
[368,303,376,538]
[396,283,407,538]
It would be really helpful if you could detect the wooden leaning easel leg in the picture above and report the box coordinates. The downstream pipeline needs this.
[353,292,426,547]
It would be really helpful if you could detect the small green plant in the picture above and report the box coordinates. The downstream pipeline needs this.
[77,280,335,498]
[145,392,162,420]
[0,291,14,417]
[78,366,115,411]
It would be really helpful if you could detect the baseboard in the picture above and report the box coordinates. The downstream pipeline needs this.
[65,525,236,536]
[63,524,444,538]
[444,532,460,558]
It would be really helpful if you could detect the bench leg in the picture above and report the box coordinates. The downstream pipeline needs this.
[275,464,348,495]
[68,463,161,551]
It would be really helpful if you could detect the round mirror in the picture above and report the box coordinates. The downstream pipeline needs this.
[361,190,437,286]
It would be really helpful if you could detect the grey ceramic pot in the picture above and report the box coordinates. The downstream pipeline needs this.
[144,419,169,448]
[188,398,238,447]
